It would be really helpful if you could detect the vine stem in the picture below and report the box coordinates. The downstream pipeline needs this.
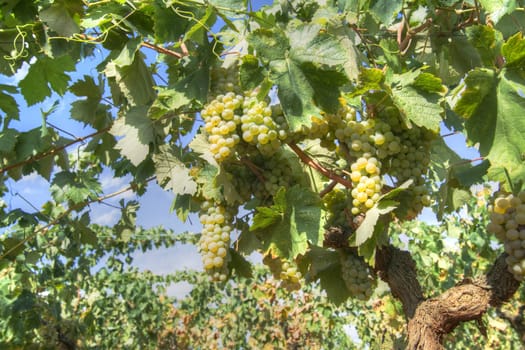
[0,127,110,175]
[287,142,353,189]
[0,176,156,261]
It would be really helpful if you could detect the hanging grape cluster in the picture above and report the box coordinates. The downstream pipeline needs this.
[340,252,377,300]
[200,66,288,163]
[198,201,234,281]
[486,191,525,281]
[300,102,435,218]
[263,254,303,291]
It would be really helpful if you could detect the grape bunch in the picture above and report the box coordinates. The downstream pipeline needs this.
[486,191,525,281]
[200,67,289,163]
[202,92,243,162]
[340,252,376,300]
[198,201,233,281]
[240,92,288,156]
[209,65,241,96]
[263,254,302,291]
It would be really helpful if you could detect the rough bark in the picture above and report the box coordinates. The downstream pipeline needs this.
[377,247,521,349]
[375,246,424,319]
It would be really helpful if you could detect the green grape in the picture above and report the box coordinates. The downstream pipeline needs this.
[198,201,234,282]
[240,92,288,156]
[487,191,525,281]
[201,91,244,163]
[263,254,302,291]
[323,187,351,228]
[340,252,376,300]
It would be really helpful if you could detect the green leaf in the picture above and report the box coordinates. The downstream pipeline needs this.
[195,164,222,201]
[456,68,525,188]
[113,37,143,68]
[369,0,403,27]
[240,54,265,90]
[110,106,156,166]
[0,84,19,120]
[228,249,252,278]
[215,167,243,203]
[171,194,191,222]
[252,186,323,260]
[389,71,443,131]
[452,68,496,119]
[105,53,156,106]
[478,0,517,23]
[153,145,197,195]
[169,57,210,106]
[189,132,218,167]
[270,58,321,132]
[51,171,101,204]
[251,206,283,231]
[288,23,347,67]
[248,28,289,62]
[379,39,403,73]
[501,32,525,68]
[466,25,500,68]
[351,68,384,96]
[40,2,80,36]
[413,73,446,94]
[429,137,463,181]
[19,56,75,106]
[355,200,397,246]
[308,246,350,305]
[69,76,109,129]
[184,6,216,43]
[0,129,18,154]
[153,2,193,42]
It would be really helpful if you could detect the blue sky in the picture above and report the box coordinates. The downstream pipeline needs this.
[1,0,481,299]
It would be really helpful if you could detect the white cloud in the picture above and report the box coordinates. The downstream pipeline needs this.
[91,207,120,225]
[11,61,30,83]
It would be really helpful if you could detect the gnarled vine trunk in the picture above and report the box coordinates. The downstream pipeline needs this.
[376,248,520,349]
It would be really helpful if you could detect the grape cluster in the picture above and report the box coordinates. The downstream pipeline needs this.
[200,69,289,163]
[240,92,288,156]
[340,252,376,300]
[202,92,243,162]
[210,65,241,96]
[198,201,233,281]
[263,254,302,291]
[385,125,434,217]
[486,191,525,281]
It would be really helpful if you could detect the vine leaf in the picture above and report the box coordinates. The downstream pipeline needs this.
[189,133,218,167]
[0,84,19,120]
[110,106,156,166]
[248,24,347,132]
[478,0,517,23]
[388,70,444,132]
[40,2,80,37]
[501,32,525,67]
[19,56,75,106]
[454,68,525,188]
[153,145,197,195]
[105,54,156,106]
[251,186,324,261]
[307,246,350,305]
